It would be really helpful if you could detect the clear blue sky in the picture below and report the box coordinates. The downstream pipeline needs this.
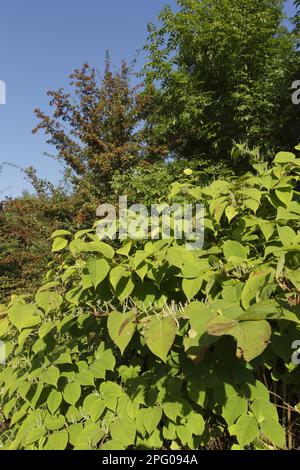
[0,0,297,198]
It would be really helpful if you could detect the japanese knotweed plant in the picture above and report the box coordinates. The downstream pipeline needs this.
[0,151,300,450]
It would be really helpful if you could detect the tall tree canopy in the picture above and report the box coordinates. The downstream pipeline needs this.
[143,0,300,164]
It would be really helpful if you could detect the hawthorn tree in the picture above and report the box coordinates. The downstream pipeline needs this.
[33,56,165,205]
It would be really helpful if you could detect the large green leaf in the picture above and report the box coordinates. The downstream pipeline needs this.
[260,419,286,449]
[41,366,60,388]
[90,401,106,423]
[87,258,110,288]
[222,397,248,426]
[45,430,69,450]
[233,320,272,362]
[110,266,127,290]
[84,396,106,422]
[277,225,296,246]
[177,425,192,445]
[77,370,95,387]
[100,381,123,411]
[115,274,135,303]
[110,417,136,447]
[275,187,293,206]
[163,399,191,422]
[251,399,278,424]
[107,311,136,354]
[184,301,215,332]
[142,407,163,435]
[83,241,114,259]
[44,414,65,431]
[238,300,282,321]
[207,318,271,362]
[35,291,62,313]
[52,237,68,252]
[47,390,62,415]
[144,316,177,362]
[241,270,273,309]
[234,414,259,447]
[222,240,249,260]
[274,151,296,164]
[75,423,104,449]
[182,277,202,301]
[8,304,41,331]
[24,426,47,446]
[63,382,81,406]
[186,412,205,436]
[225,205,238,222]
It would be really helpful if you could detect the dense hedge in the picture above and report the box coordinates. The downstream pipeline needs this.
[0,151,300,450]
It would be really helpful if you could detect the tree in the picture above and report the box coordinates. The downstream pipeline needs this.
[143,0,300,165]
[33,55,164,204]
[294,0,300,39]
[294,0,300,21]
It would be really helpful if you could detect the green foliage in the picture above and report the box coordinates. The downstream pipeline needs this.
[1,151,300,450]
[111,160,235,205]
[293,0,300,36]
[143,0,300,163]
